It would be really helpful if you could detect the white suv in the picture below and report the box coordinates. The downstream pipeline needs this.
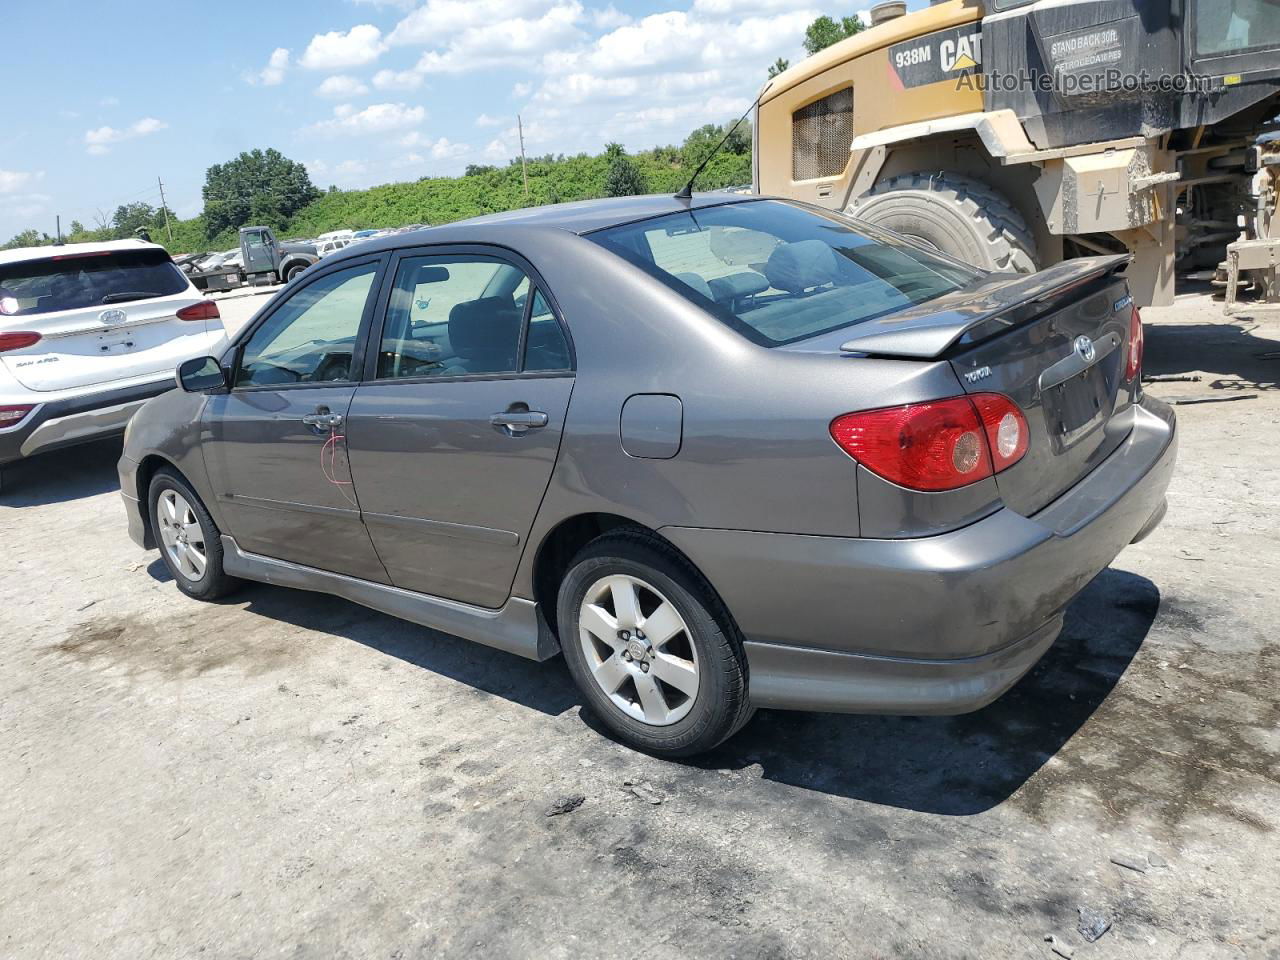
[0,239,228,490]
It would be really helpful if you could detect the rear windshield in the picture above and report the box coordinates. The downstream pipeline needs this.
[0,248,188,317]
[589,199,979,346]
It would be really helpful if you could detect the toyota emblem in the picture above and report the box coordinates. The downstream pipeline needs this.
[1074,335,1096,363]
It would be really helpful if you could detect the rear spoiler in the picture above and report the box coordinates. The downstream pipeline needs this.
[839,254,1131,360]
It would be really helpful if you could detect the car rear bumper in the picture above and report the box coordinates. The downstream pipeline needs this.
[661,396,1177,714]
[0,379,175,467]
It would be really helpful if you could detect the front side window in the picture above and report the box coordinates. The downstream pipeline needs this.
[237,262,377,387]
[590,200,978,347]
[377,255,570,379]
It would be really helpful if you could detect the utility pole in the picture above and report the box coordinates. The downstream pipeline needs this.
[517,114,529,200]
[156,176,174,243]
[55,215,62,244]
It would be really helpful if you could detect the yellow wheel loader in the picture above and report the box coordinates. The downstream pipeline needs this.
[755,0,1280,307]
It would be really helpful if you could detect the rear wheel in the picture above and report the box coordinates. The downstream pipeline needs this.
[850,173,1039,274]
[557,531,753,757]
[148,468,239,601]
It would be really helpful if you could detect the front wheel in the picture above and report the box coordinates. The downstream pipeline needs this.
[148,468,240,601]
[557,532,753,757]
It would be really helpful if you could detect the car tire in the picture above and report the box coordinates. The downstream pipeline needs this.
[557,530,754,757]
[849,173,1039,274]
[148,467,240,601]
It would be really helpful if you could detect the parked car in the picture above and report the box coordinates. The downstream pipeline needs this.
[118,195,1176,756]
[0,239,228,490]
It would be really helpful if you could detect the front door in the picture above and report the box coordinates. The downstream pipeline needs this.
[240,227,278,279]
[203,257,389,582]
[345,250,575,608]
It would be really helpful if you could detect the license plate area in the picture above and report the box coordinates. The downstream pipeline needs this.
[1043,364,1108,452]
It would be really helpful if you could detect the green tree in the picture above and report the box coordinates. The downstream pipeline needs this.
[603,143,647,197]
[682,121,752,169]
[3,229,54,250]
[111,202,158,238]
[803,14,865,56]
[767,56,790,78]
[201,148,321,239]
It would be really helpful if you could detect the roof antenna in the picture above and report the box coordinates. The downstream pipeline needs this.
[675,80,773,201]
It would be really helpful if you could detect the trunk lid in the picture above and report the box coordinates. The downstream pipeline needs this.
[837,255,1138,515]
[0,247,214,392]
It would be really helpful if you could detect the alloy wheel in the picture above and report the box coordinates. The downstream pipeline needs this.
[578,574,700,726]
[157,489,207,582]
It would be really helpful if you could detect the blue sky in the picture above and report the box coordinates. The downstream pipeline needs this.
[0,0,908,241]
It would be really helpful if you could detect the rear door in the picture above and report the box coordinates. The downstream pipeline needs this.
[0,247,216,391]
[344,247,575,608]
[202,255,390,582]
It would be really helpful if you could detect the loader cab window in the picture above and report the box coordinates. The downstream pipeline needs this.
[1195,0,1280,56]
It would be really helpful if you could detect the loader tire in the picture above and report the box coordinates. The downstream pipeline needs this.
[849,173,1039,274]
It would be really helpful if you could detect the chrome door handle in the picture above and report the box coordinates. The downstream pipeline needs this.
[490,410,548,434]
[301,413,344,430]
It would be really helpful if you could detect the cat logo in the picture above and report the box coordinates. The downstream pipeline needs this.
[940,33,981,73]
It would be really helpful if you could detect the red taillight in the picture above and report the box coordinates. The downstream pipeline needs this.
[176,300,220,322]
[0,404,34,426]
[971,393,1029,472]
[830,392,1028,492]
[0,331,41,352]
[1126,304,1144,380]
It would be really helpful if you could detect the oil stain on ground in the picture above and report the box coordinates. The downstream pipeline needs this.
[48,609,314,681]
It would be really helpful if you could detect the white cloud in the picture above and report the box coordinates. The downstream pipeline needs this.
[398,132,468,160]
[0,192,52,221]
[388,0,556,45]
[316,74,370,98]
[83,117,167,155]
[412,2,585,74]
[99,95,120,107]
[251,47,290,86]
[512,81,534,98]
[372,68,424,91]
[591,4,630,28]
[300,25,386,70]
[335,159,368,176]
[310,102,426,136]
[475,113,503,127]
[0,170,43,194]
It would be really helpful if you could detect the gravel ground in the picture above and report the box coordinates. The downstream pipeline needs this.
[1,289,1277,959]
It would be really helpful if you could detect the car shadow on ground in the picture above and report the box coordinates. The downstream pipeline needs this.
[1145,317,1280,391]
[680,568,1160,815]
[216,578,582,718]
[0,437,123,507]
[195,557,1157,814]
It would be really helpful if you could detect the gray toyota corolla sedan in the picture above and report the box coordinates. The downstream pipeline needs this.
[119,194,1176,756]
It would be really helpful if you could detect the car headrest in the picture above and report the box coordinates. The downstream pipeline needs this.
[673,272,714,300]
[764,239,838,294]
[708,271,770,303]
[448,296,521,362]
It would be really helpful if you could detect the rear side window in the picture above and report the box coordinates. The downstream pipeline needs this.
[589,200,978,347]
[0,248,188,317]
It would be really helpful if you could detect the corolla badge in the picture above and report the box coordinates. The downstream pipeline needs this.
[99,309,128,325]
[1074,335,1096,362]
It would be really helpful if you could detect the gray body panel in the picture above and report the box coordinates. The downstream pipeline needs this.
[119,194,1176,715]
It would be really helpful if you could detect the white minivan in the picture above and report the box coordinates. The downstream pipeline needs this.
[0,239,228,490]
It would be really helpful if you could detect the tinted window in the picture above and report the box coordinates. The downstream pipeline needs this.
[590,200,978,347]
[0,248,188,317]
[523,290,572,371]
[377,256,527,379]
[237,262,377,387]
[1195,0,1280,56]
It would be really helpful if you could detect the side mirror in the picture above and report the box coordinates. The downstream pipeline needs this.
[177,356,228,393]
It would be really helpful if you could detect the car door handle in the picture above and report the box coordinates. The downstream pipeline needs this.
[301,413,344,430]
[490,410,548,434]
